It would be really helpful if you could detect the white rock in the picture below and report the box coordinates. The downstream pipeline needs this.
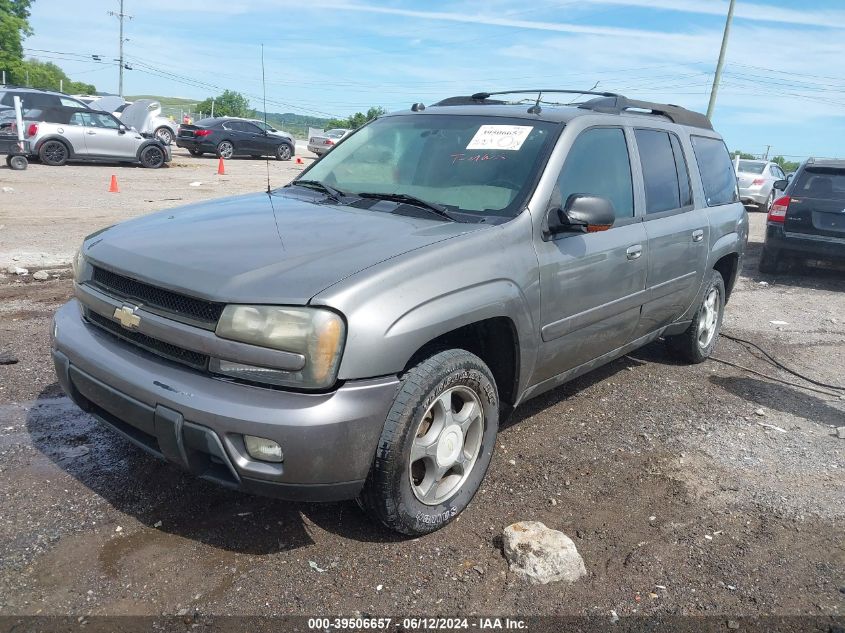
[836,427,845,439]
[6,265,28,275]
[754,408,766,417]
[502,521,587,585]
[769,320,789,326]
[189,181,202,187]
[32,270,49,281]
[1,187,14,193]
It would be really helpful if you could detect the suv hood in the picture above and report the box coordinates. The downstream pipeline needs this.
[83,191,486,305]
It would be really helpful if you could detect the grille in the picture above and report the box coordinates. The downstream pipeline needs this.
[86,310,209,371]
[91,266,225,327]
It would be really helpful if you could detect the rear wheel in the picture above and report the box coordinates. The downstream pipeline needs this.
[139,144,166,169]
[667,269,725,364]
[358,349,499,536]
[276,144,292,161]
[761,190,775,212]
[39,140,69,166]
[216,140,234,159]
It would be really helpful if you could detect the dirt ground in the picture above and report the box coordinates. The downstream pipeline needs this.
[0,152,843,625]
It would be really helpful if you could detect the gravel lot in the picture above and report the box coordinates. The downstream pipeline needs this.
[0,151,843,624]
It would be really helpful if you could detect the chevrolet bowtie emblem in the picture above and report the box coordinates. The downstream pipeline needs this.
[113,305,141,330]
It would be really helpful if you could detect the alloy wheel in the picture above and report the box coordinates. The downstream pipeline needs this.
[218,141,234,159]
[409,386,485,506]
[697,287,720,348]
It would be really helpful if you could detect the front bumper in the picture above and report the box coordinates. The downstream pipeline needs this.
[51,300,398,501]
[765,223,845,263]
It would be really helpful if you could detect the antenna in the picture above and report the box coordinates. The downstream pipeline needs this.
[262,44,271,195]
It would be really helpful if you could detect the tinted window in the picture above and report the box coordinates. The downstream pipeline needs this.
[635,129,684,213]
[737,160,766,174]
[691,136,739,206]
[793,168,845,201]
[671,134,693,207]
[555,127,634,220]
[242,122,262,134]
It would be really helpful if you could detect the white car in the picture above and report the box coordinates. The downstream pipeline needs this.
[735,159,788,211]
[307,128,350,156]
[90,96,178,145]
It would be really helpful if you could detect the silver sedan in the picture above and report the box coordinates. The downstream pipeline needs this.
[735,159,787,211]
[307,128,350,156]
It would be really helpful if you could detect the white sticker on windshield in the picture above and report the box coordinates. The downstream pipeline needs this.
[466,125,533,151]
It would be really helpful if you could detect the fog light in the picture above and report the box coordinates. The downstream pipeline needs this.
[244,435,284,463]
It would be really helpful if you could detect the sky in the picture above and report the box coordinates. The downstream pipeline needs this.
[21,0,845,160]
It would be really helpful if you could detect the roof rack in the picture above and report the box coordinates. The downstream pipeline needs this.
[577,95,712,129]
[429,89,712,130]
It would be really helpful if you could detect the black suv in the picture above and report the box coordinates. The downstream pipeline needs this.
[760,158,845,273]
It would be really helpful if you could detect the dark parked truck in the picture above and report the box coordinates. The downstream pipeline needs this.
[52,90,747,535]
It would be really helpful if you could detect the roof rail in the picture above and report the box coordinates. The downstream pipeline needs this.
[432,89,620,107]
[577,95,712,129]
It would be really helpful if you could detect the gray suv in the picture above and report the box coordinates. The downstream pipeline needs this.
[51,90,747,535]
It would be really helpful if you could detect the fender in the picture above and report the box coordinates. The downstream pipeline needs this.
[34,135,79,158]
[135,139,167,161]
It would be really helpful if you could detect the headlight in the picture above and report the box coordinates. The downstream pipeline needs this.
[72,248,86,283]
[213,305,345,389]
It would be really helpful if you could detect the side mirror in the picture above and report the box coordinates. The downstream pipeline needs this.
[546,194,615,238]
[118,125,127,134]
[773,179,788,191]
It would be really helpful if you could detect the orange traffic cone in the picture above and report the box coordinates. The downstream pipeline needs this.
[217,157,225,175]
[295,157,304,165]
[108,175,119,193]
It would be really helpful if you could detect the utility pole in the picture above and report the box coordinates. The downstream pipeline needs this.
[764,145,771,160]
[108,0,133,97]
[706,0,736,120]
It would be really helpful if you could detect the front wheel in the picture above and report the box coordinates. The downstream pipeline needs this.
[358,349,499,536]
[667,269,725,363]
[139,144,166,168]
[276,144,292,161]
[154,126,173,145]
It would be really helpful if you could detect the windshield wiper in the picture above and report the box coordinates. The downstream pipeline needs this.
[288,179,347,201]
[356,192,459,222]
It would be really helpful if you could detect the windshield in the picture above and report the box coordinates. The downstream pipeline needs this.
[326,129,347,138]
[737,160,766,174]
[300,115,558,218]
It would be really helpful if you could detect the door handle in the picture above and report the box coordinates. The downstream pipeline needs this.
[86,131,97,135]
[626,245,643,260]
[692,229,704,242]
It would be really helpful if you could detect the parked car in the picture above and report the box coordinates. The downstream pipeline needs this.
[89,97,179,145]
[759,158,845,273]
[735,158,787,211]
[307,128,350,156]
[176,116,295,160]
[52,90,746,535]
[21,106,170,168]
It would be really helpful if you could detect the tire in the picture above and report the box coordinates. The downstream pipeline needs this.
[358,349,499,536]
[39,140,69,166]
[276,144,292,161]
[188,149,204,157]
[761,190,775,213]
[667,269,725,364]
[7,155,27,170]
[154,126,173,145]
[216,140,234,159]
[758,245,783,274]
[139,144,166,169]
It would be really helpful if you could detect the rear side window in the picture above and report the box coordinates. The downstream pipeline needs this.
[793,168,845,200]
[635,129,692,214]
[691,136,739,206]
[556,127,634,220]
